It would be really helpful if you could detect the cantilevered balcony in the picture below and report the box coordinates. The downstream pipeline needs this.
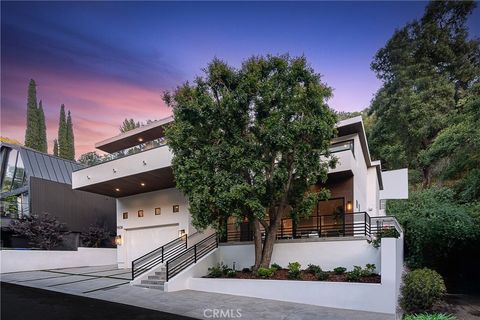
[72,145,174,197]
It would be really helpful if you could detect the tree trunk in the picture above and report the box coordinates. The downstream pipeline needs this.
[253,220,263,270]
[422,166,431,188]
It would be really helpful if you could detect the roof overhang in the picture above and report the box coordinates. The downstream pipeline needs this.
[75,167,175,198]
[96,116,174,153]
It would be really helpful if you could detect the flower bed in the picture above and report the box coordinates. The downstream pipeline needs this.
[204,262,380,283]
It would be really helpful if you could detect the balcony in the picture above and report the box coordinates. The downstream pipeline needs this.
[72,145,174,197]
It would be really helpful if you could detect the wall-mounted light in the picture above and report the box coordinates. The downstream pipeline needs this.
[115,235,122,246]
[346,201,353,211]
[178,229,186,237]
[113,168,117,173]
[115,188,120,192]
[87,175,91,180]
[138,137,143,142]
[173,205,180,213]
[140,182,146,186]
[143,160,147,166]
[138,210,144,217]
[155,207,161,215]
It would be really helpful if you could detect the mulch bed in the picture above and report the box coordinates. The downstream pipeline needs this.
[208,269,381,283]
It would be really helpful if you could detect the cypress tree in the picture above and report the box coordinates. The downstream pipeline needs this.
[58,104,67,158]
[37,100,48,153]
[66,110,75,160]
[25,79,39,150]
[53,139,59,156]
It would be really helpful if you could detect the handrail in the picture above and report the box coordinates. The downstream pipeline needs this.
[166,233,217,281]
[370,216,404,235]
[131,234,187,279]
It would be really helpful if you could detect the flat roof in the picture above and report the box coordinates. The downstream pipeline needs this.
[95,116,173,153]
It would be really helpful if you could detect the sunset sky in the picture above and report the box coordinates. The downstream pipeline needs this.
[1,2,479,156]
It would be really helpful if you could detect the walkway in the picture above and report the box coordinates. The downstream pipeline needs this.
[1,265,394,320]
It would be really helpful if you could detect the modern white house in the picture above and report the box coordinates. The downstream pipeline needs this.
[72,115,408,316]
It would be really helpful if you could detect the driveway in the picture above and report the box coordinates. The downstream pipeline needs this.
[1,265,394,320]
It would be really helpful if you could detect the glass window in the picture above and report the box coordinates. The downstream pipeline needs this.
[329,140,354,154]
[1,149,18,192]
[0,191,29,219]
[12,154,26,190]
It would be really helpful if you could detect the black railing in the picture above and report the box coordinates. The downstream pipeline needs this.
[222,212,376,242]
[166,233,218,281]
[131,234,187,279]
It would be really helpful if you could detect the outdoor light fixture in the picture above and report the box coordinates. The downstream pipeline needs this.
[178,229,186,237]
[173,205,179,213]
[113,168,117,173]
[140,182,145,186]
[115,188,120,192]
[346,201,353,211]
[115,235,122,246]
[138,137,143,142]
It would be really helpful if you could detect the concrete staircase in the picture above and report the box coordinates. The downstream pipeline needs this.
[134,265,166,290]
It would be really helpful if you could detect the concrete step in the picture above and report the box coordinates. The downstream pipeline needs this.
[148,275,165,280]
[155,271,166,276]
[134,284,164,290]
[141,279,165,285]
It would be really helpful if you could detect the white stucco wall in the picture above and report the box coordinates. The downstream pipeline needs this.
[217,238,380,272]
[380,169,409,200]
[185,238,402,316]
[0,248,117,273]
[116,187,194,268]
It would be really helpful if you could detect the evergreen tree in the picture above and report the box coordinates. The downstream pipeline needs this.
[58,105,67,159]
[66,110,75,160]
[37,100,48,153]
[53,139,59,156]
[120,118,141,133]
[25,79,39,150]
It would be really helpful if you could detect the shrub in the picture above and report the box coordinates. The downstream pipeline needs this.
[370,227,400,248]
[207,262,230,278]
[226,270,236,278]
[257,267,274,279]
[242,267,251,273]
[9,213,67,250]
[306,264,322,275]
[270,263,282,271]
[333,267,347,274]
[81,225,110,248]
[287,262,301,280]
[315,269,328,281]
[403,314,455,320]
[362,263,376,276]
[400,268,446,313]
[346,266,363,282]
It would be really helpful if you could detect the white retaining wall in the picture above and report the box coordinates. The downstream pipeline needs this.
[0,248,117,273]
[166,238,402,316]
[218,238,381,272]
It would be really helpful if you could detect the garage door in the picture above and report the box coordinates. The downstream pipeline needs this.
[126,224,179,265]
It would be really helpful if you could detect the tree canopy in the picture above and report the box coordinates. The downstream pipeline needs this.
[165,55,337,268]
[24,79,47,152]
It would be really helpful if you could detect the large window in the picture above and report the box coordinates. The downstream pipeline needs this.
[328,140,354,155]
[0,192,29,218]
[1,148,27,192]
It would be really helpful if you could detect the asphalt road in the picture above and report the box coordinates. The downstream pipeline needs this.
[1,282,196,320]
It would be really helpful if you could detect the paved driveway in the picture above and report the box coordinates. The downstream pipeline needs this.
[1,265,394,320]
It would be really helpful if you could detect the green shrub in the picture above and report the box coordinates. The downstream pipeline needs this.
[346,266,362,282]
[242,267,251,273]
[226,270,236,278]
[362,263,376,276]
[315,270,328,281]
[207,264,224,278]
[400,268,446,313]
[306,264,322,275]
[403,314,455,320]
[270,263,282,271]
[333,267,347,274]
[257,267,274,279]
[287,262,301,280]
[370,227,400,248]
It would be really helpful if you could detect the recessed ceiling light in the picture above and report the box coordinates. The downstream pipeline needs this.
[115,188,120,192]
[140,182,145,186]
[138,138,143,142]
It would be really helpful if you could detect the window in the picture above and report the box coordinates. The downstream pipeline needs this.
[1,149,18,192]
[173,205,179,213]
[122,212,128,219]
[155,207,161,215]
[138,210,144,217]
[328,140,354,155]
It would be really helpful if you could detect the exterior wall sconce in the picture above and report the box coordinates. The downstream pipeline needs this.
[143,161,147,166]
[178,229,186,237]
[155,207,161,215]
[346,201,353,211]
[115,235,122,246]
[87,175,91,180]
[113,168,117,173]
[138,210,144,217]
[173,205,179,213]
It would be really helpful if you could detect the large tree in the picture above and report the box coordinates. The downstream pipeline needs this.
[65,110,75,160]
[37,100,47,153]
[368,1,480,185]
[165,55,337,268]
[24,79,40,150]
[120,118,141,133]
[58,104,68,158]
[78,151,103,166]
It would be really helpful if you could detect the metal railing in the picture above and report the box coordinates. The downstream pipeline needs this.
[221,212,402,242]
[166,233,218,281]
[131,234,187,279]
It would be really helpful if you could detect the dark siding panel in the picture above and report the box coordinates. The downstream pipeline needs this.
[30,177,116,233]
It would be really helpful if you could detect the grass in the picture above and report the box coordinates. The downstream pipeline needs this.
[403,314,455,320]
